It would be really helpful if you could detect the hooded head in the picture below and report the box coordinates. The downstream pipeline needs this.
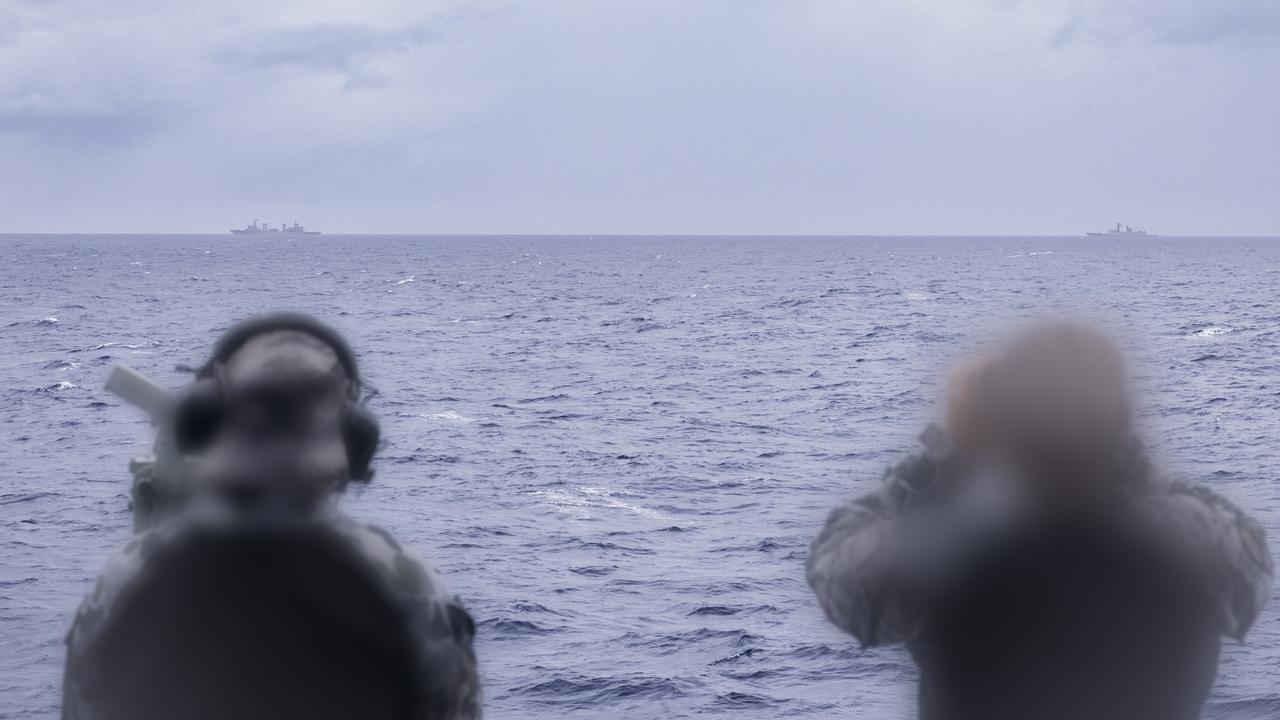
[982,321,1133,496]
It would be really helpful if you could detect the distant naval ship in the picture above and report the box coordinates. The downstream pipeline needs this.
[1086,222,1154,238]
[230,219,321,236]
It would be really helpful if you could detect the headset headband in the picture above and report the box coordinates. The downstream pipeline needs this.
[202,312,362,399]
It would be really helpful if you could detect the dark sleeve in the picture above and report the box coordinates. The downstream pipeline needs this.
[343,521,484,719]
[806,437,952,646]
[410,594,482,720]
[1136,476,1274,641]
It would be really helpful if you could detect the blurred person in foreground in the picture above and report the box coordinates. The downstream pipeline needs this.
[63,313,481,720]
[807,321,1272,720]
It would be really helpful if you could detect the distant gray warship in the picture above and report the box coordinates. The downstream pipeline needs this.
[1086,222,1154,238]
[230,219,321,236]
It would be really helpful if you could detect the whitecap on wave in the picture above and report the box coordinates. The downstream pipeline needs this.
[399,409,477,423]
[1186,326,1234,338]
[534,486,663,520]
[89,340,160,351]
[903,292,928,301]
[425,409,475,423]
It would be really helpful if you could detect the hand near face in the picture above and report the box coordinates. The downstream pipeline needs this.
[945,357,994,455]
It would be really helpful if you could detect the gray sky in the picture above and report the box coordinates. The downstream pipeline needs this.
[2,0,1278,235]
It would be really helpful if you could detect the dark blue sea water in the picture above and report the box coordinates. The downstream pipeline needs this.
[1,235,1277,719]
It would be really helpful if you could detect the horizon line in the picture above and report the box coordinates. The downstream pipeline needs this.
[3,232,1280,239]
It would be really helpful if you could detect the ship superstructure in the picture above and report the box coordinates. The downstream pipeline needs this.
[231,220,321,235]
[1086,222,1153,238]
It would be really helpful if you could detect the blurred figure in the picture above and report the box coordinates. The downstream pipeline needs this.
[807,322,1272,720]
[63,313,481,720]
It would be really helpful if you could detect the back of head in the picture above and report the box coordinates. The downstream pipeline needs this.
[175,313,380,520]
[983,321,1132,483]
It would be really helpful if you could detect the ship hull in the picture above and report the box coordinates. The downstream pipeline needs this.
[1086,223,1154,238]
[230,230,322,235]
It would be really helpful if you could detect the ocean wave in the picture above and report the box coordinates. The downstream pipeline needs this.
[384,452,460,464]
[709,691,785,710]
[0,577,38,587]
[476,618,559,637]
[399,409,477,423]
[510,673,695,706]
[688,604,779,617]
[783,643,862,662]
[0,491,59,505]
[535,487,664,520]
[1207,697,1280,720]
[688,605,739,616]
[510,601,567,615]
[627,627,763,651]
[1186,325,1234,338]
[710,647,764,665]
[88,340,160,351]
[713,538,787,553]
[576,540,655,555]
[11,316,62,328]
[517,394,569,404]
[770,297,815,308]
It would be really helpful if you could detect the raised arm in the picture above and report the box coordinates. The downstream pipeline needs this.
[806,435,949,647]
[1138,476,1274,641]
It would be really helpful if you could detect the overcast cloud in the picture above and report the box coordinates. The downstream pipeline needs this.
[1,0,1278,234]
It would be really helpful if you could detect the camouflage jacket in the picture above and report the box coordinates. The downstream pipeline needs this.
[806,426,1274,647]
[63,514,482,720]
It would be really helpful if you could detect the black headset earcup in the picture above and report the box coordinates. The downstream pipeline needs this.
[173,379,225,455]
[343,405,380,482]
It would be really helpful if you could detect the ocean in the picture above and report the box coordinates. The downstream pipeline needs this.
[1,234,1277,719]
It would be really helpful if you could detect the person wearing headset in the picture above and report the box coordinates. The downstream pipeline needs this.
[63,313,482,720]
